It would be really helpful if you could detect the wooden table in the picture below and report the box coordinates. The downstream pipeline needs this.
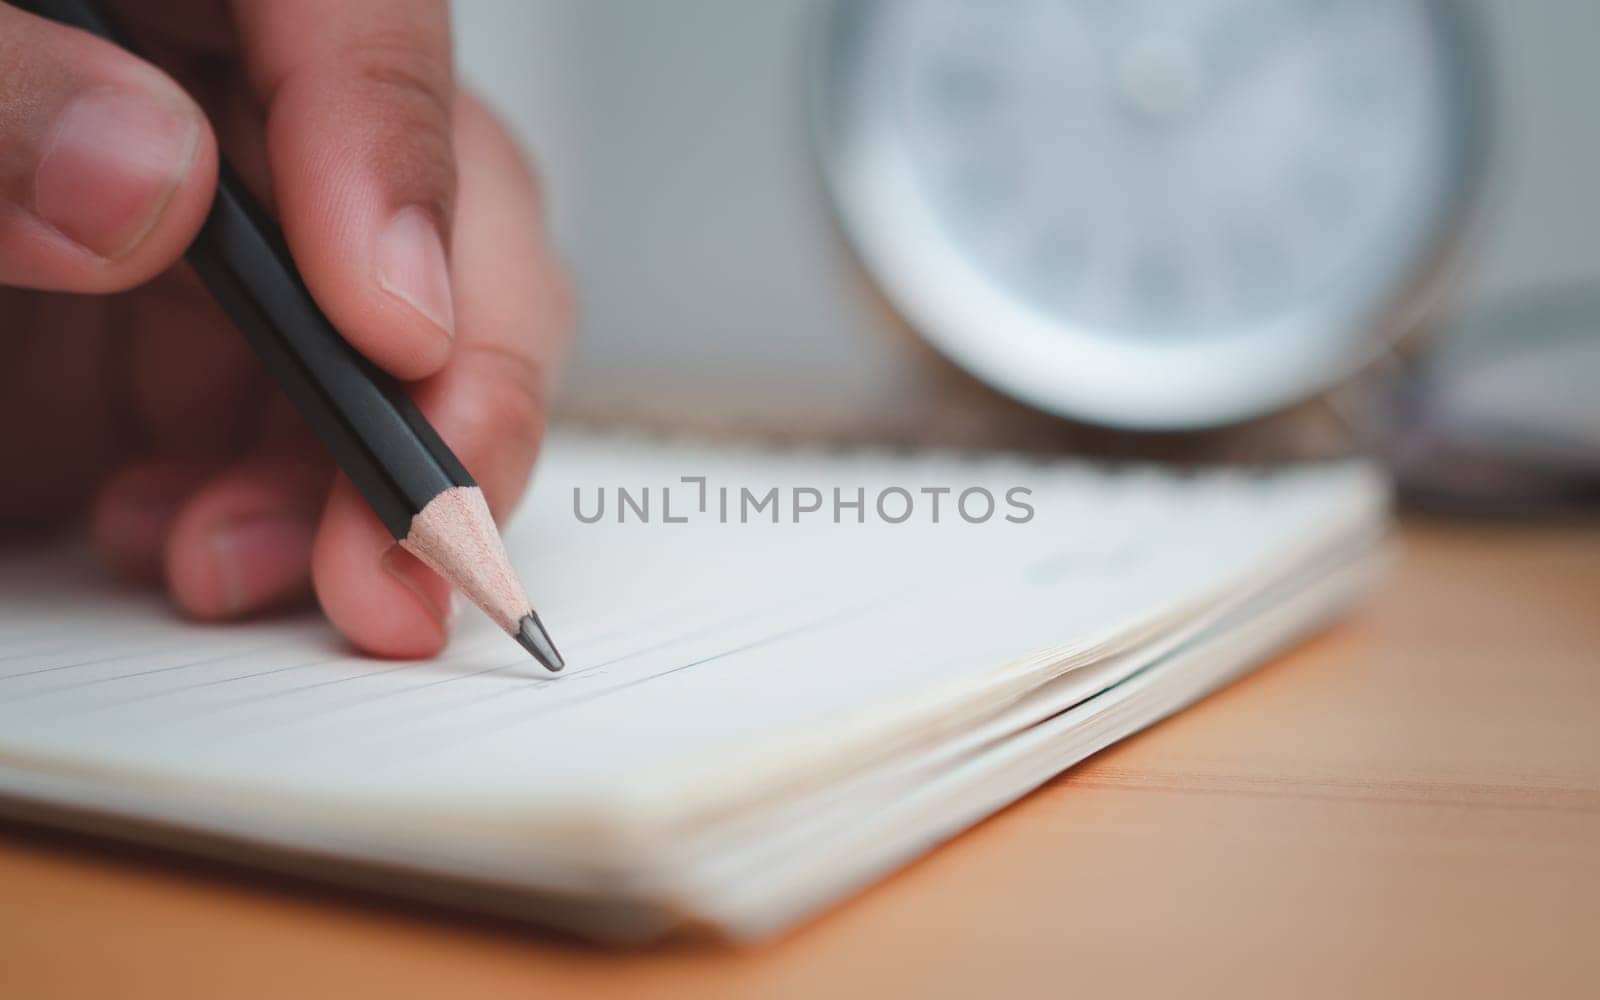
[3,520,1598,998]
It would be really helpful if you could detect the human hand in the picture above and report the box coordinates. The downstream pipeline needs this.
[0,0,572,657]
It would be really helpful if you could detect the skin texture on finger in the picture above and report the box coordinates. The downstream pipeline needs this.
[228,0,460,381]
[164,454,329,621]
[312,94,570,659]
[0,4,217,291]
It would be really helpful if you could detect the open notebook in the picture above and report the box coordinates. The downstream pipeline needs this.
[0,432,1387,941]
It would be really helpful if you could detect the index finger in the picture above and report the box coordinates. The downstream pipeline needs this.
[311,94,572,659]
[229,0,460,381]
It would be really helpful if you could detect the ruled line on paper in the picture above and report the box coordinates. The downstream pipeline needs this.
[0,639,306,704]
[15,652,350,723]
[112,555,874,741]
[0,641,175,680]
[283,533,1045,765]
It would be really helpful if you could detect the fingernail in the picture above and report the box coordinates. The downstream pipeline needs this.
[381,546,452,633]
[33,90,201,259]
[208,515,315,616]
[376,206,455,337]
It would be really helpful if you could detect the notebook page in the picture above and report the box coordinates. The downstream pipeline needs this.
[0,433,1385,859]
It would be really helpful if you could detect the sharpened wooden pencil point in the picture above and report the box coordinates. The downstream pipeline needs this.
[400,486,562,671]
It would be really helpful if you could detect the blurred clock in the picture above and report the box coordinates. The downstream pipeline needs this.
[814,0,1488,429]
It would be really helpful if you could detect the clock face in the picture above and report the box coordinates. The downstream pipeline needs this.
[815,0,1484,429]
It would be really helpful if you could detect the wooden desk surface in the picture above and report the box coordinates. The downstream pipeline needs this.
[3,520,1597,998]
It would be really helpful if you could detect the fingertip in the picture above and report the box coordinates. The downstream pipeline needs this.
[0,5,222,292]
[357,290,455,382]
[163,463,320,621]
[312,477,453,659]
[259,57,457,382]
[32,91,216,269]
[115,101,220,285]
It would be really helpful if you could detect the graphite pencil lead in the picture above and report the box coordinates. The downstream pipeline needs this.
[516,612,565,673]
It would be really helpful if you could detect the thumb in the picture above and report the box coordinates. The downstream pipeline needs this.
[0,3,216,293]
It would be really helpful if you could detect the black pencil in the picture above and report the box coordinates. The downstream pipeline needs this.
[21,0,564,672]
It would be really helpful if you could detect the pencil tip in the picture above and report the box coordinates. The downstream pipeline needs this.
[516,612,564,673]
